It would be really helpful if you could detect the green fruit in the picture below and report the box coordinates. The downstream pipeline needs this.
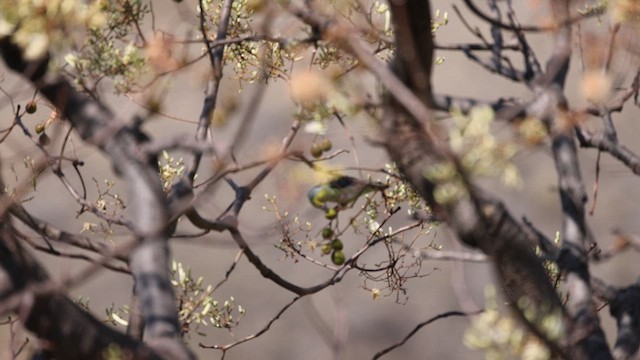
[320,138,332,152]
[310,143,323,158]
[35,123,45,134]
[321,244,332,255]
[147,98,162,114]
[38,133,51,146]
[331,239,343,251]
[331,250,345,265]
[324,207,338,220]
[321,227,333,239]
[25,101,37,114]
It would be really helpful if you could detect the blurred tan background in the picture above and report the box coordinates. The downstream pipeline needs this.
[2,1,640,359]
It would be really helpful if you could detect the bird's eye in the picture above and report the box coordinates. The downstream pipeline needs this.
[331,176,354,188]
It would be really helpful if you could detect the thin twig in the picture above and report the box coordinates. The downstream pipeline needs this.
[588,149,601,216]
[372,310,481,359]
[200,296,302,352]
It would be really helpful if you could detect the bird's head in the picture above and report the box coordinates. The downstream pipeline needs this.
[307,184,329,209]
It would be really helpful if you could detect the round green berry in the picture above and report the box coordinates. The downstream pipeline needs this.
[38,133,51,146]
[321,244,332,255]
[331,239,343,251]
[25,101,37,114]
[321,227,334,239]
[331,250,345,265]
[310,143,323,158]
[319,138,332,151]
[324,208,338,220]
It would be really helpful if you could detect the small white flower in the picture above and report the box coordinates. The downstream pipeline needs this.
[304,120,327,135]
[24,33,49,60]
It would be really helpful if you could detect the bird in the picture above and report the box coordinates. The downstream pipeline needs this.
[307,175,387,210]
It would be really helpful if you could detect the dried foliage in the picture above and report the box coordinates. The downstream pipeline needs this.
[0,0,640,359]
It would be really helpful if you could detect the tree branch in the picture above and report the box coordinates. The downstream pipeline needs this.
[531,1,610,357]
[0,214,161,359]
[0,35,193,359]
[372,310,481,359]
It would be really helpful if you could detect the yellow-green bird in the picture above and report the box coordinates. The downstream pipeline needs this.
[307,176,387,210]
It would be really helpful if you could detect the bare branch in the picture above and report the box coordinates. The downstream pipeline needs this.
[532,1,610,357]
[372,310,481,359]
[200,296,302,354]
[576,125,640,176]
[461,0,599,32]
[609,284,640,359]
[10,205,127,262]
[0,216,160,359]
[187,0,235,180]
[0,35,193,358]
